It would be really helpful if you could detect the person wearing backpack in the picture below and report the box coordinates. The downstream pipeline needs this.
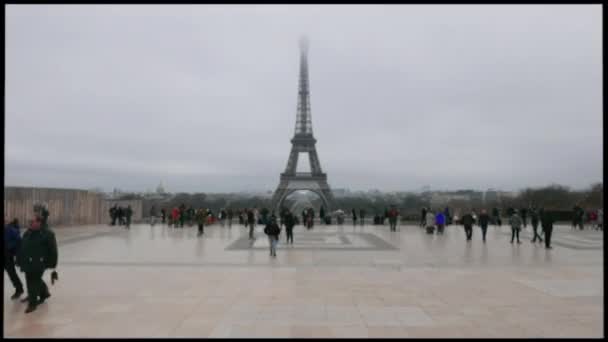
[264,217,281,257]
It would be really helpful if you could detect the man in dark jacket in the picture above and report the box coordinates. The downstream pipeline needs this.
[179,204,186,228]
[530,208,543,243]
[247,209,256,240]
[421,207,427,227]
[541,208,554,249]
[110,205,117,225]
[264,217,281,257]
[462,212,474,241]
[319,206,325,225]
[5,218,24,299]
[18,216,58,313]
[125,205,133,229]
[520,208,528,228]
[284,211,296,244]
[478,209,490,242]
[117,206,124,225]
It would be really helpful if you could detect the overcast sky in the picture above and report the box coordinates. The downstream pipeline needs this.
[5,5,603,193]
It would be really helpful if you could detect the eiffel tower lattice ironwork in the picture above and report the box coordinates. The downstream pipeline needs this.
[271,37,334,213]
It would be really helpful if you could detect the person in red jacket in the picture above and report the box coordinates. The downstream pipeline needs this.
[171,207,180,228]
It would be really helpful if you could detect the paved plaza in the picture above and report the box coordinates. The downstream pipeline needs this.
[3,222,604,338]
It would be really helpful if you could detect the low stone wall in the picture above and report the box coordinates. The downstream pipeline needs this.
[3,186,142,228]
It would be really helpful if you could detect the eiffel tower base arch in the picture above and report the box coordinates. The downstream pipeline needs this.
[271,176,334,214]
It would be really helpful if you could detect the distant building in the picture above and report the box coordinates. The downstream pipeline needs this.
[156,181,166,195]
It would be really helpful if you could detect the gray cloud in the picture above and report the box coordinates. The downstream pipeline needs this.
[5,5,603,193]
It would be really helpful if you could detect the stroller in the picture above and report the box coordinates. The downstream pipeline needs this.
[426,224,435,234]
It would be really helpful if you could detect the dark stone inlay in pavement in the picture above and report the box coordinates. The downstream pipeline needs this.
[224,232,398,251]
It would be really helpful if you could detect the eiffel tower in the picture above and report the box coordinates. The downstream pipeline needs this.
[271,37,334,213]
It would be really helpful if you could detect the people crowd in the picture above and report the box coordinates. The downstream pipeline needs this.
[108,204,133,228]
[4,200,603,317]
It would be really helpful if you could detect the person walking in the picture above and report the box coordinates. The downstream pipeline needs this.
[520,207,528,228]
[161,208,166,224]
[421,207,427,228]
[388,207,399,232]
[196,208,206,236]
[541,208,554,249]
[478,209,490,242]
[239,209,245,226]
[462,212,474,241]
[179,204,186,228]
[320,206,326,225]
[5,218,24,300]
[530,208,543,243]
[352,208,358,226]
[435,211,446,235]
[149,205,157,226]
[117,206,125,226]
[125,205,133,229]
[247,209,256,240]
[359,208,366,226]
[171,207,180,228]
[264,217,281,257]
[597,208,603,231]
[110,205,117,226]
[284,210,296,244]
[425,208,435,234]
[18,216,58,314]
[227,208,233,228]
[509,210,523,244]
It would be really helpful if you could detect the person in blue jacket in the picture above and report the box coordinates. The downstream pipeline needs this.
[5,218,24,299]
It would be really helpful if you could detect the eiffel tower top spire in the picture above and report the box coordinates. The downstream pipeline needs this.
[294,36,313,136]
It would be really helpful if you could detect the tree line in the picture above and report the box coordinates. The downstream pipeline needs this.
[117,182,602,220]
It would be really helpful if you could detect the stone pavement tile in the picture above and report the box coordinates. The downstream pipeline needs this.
[354,295,387,307]
[324,295,357,306]
[169,322,217,337]
[367,326,410,337]
[6,322,81,338]
[290,325,334,338]
[406,326,484,338]
[329,324,369,337]
[326,306,365,326]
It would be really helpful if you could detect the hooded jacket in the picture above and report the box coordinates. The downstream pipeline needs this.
[509,214,523,229]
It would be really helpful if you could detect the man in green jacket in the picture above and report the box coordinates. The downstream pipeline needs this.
[125,205,133,229]
[17,216,58,313]
[195,208,207,236]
